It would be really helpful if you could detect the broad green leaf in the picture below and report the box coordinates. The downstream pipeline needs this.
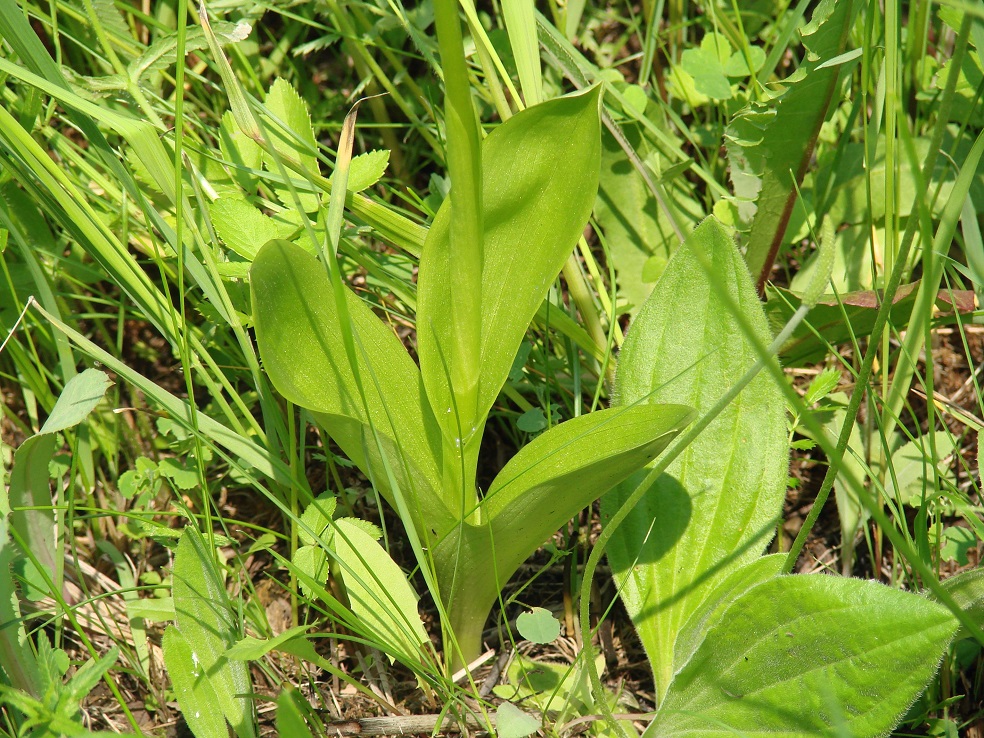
[516,607,561,644]
[162,627,229,738]
[648,575,958,737]
[331,518,429,665]
[416,87,602,472]
[672,554,784,670]
[604,217,787,698]
[435,403,692,662]
[250,239,452,533]
[263,78,320,212]
[169,529,255,738]
[210,198,299,260]
[727,0,861,290]
[496,702,541,738]
[347,150,390,192]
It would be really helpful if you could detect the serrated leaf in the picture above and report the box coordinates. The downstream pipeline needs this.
[331,519,429,665]
[170,529,255,738]
[804,368,842,405]
[292,545,329,599]
[516,607,561,644]
[496,702,541,738]
[648,575,958,737]
[263,78,320,212]
[298,492,336,547]
[604,217,787,698]
[347,150,390,192]
[210,198,299,260]
[128,22,250,83]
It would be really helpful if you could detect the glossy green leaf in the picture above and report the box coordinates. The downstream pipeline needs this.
[162,627,229,738]
[604,217,787,697]
[416,87,602,467]
[436,403,692,661]
[250,239,452,532]
[727,0,861,291]
[169,529,255,738]
[648,575,958,737]
[332,518,430,665]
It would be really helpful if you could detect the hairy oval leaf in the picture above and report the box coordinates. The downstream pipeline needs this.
[648,575,958,737]
[603,216,787,697]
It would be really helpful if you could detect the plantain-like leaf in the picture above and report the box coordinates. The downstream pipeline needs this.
[434,403,693,659]
[416,87,602,460]
[603,216,787,698]
[647,575,958,737]
[250,239,453,535]
[169,529,255,738]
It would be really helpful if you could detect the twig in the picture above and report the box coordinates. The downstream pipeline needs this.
[323,713,495,736]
